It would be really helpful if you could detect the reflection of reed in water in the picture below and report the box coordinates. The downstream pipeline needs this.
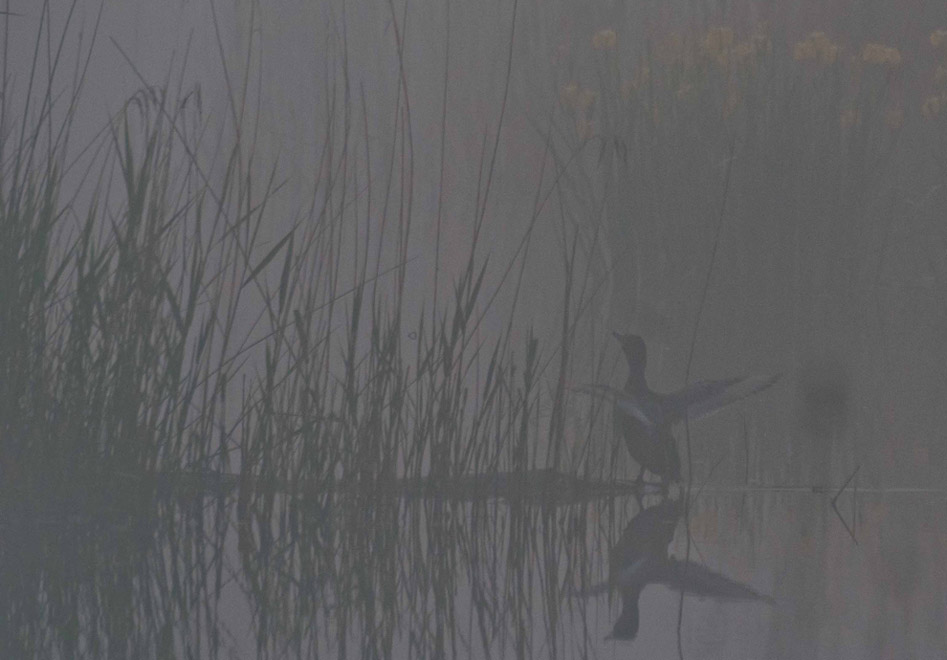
[106,466,645,503]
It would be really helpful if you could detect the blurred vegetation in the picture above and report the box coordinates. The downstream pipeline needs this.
[1,2,946,658]
[549,19,947,481]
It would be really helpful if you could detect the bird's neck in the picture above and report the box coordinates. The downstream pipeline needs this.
[624,367,647,393]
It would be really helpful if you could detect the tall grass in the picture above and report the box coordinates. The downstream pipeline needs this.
[3,2,946,659]
[0,2,621,658]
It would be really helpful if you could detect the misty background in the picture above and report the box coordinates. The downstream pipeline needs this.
[1,0,946,657]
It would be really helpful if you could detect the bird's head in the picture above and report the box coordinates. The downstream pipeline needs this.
[612,332,647,369]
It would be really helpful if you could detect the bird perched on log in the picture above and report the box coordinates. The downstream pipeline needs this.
[577,332,780,484]
[578,499,775,641]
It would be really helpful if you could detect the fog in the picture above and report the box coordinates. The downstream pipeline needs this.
[1,0,946,657]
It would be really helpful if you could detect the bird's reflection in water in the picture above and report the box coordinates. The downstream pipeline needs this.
[584,498,775,641]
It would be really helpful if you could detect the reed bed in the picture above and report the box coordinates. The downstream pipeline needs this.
[1,2,945,658]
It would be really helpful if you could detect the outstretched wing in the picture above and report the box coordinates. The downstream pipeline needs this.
[660,560,776,604]
[662,374,780,423]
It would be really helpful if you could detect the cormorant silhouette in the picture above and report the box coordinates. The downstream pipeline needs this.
[579,332,780,484]
[579,499,775,641]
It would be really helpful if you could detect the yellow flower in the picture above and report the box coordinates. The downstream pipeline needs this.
[922,94,943,119]
[576,88,596,111]
[575,116,594,139]
[733,41,755,64]
[818,42,839,65]
[794,32,839,64]
[809,32,832,55]
[675,83,695,101]
[723,86,741,118]
[794,40,817,62]
[931,28,947,49]
[861,43,901,66]
[621,64,648,102]
[935,64,947,88]
[839,108,858,129]
[884,107,904,130]
[703,26,734,53]
[663,32,684,58]
[701,27,734,67]
[750,29,772,56]
[635,64,651,87]
[559,82,580,109]
[861,43,883,63]
[592,28,617,51]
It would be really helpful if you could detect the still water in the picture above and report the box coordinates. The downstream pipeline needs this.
[4,467,943,659]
